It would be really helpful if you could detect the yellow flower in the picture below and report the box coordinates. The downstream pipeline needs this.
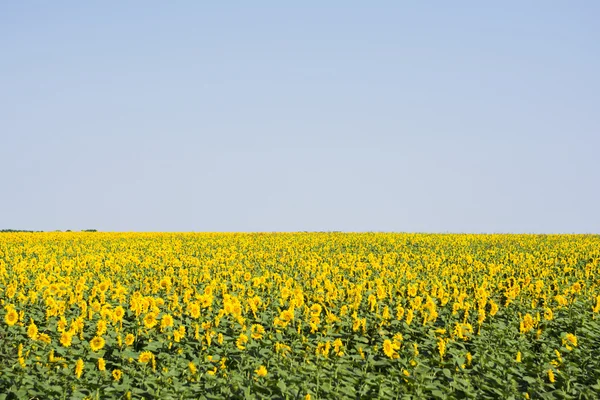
[114,306,125,321]
[396,305,405,320]
[98,358,106,371]
[406,309,414,326]
[489,300,499,316]
[515,351,522,363]
[173,328,184,343]
[5,309,18,326]
[27,320,39,340]
[333,338,344,356]
[408,284,418,297]
[112,369,123,381]
[188,303,201,319]
[188,361,197,374]
[382,339,399,359]
[412,343,419,357]
[554,349,563,364]
[96,319,107,336]
[161,314,174,330]
[60,331,73,347]
[563,333,577,350]
[75,358,84,379]
[89,335,105,352]
[38,333,51,344]
[236,333,248,350]
[310,304,322,316]
[125,333,135,346]
[143,313,158,329]
[437,338,446,359]
[255,365,268,377]
[251,324,265,340]
[520,314,535,334]
[57,316,68,332]
[139,351,153,363]
[358,346,365,360]
[280,309,294,322]
[547,369,556,383]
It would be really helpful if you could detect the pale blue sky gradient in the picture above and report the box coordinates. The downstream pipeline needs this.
[1,2,599,232]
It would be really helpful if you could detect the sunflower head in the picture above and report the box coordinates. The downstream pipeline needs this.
[5,309,18,326]
[90,336,105,352]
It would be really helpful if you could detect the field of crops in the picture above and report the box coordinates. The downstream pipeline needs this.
[1,233,600,399]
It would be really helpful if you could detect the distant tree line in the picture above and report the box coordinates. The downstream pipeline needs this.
[1,229,98,233]
[0,229,42,232]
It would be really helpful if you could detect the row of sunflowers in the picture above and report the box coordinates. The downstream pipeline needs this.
[1,232,600,399]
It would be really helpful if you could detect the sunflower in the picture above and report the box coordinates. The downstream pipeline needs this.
[563,333,578,350]
[125,333,135,346]
[112,369,123,381]
[333,338,343,356]
[280,309,294,322]
[75,358,84,379]
[113,306,125,321]
[188,303,201,319]
[98,358,106,371]
[27,320,39,340]
[60,331,73,347]
[96,319,107,336]
[5,309,18,326]
[236,333,248,350]
[255,365,268,377]
[520,313,535,333]
[90,336,105,352]
[310,304,322,316]
[160,314,174,330]
[251,324,265,340]
[38,333,52,344]
[548,369,556,383]
[188,362,197,375]
[139,351,153,363]
[382,339,397,359]
[98,281,109,292]
[143,313,158,329]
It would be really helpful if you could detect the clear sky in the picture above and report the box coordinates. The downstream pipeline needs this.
[1,2,598,233]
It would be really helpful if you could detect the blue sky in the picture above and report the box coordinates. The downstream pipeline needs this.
[1,2,598,232]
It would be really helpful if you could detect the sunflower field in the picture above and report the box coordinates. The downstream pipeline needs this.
[1,232,600,399]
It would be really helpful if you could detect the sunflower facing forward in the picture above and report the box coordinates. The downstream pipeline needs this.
[90,336,105,352]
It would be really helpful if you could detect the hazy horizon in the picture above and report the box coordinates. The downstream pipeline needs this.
[2,2,599,233]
